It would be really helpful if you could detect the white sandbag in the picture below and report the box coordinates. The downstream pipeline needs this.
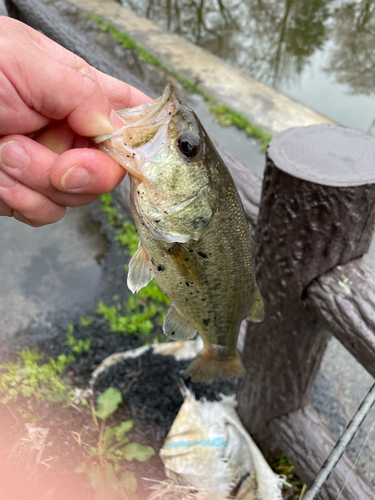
[154,390,284,500]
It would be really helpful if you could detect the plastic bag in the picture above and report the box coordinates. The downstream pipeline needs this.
[151,390,284,500]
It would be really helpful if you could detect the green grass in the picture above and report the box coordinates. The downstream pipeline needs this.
[87,13,271,149]
[87,13,161,66]
[65,324,92,354]
[0,349,75,405]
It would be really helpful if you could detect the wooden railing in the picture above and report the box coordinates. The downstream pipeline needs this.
[6,0,375,498]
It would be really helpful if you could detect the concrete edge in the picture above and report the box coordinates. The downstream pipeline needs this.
[72,0,336,136]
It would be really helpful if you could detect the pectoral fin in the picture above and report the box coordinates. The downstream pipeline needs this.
[163,304,197,340]
[247,286,264,322]
[127,243,152,293]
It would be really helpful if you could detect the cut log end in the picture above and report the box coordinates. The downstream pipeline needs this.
[268,125,375,187]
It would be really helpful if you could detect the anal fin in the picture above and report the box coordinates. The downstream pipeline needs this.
[163,304,197,341]
[247,286,264,323]
[127,243,152,293]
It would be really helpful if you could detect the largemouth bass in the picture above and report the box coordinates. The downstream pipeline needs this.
[94,84,264,382]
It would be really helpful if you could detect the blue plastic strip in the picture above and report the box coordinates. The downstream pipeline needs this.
[164,436,227,449]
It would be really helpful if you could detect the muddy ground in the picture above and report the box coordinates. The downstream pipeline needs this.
[0,196,237,500]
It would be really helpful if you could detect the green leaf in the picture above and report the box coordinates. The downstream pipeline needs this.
[75,462,88,473]
[87,464,103,491]
[94,388,122,420]
[120,471,137,492]
[105,463,119,491]
[115,420,133,441]
[123,443,155,462]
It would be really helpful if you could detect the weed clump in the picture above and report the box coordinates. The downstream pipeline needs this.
[0,349,75,404]
[76,387,155,500]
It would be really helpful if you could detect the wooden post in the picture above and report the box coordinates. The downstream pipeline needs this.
[237,125,375,496]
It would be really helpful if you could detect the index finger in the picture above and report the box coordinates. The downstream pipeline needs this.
[1,18,151,137]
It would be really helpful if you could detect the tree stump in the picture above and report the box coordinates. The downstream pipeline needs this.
[237,125,375,496]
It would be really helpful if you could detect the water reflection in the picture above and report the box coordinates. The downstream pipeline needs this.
[120,0,375,99]
[326,1,375,96]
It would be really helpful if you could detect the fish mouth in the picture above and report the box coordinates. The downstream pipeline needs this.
[93,83,176,147]
[118,83,175,127]
[92,84,177,177]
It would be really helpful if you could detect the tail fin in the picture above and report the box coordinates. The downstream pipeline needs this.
[184,348,245,382]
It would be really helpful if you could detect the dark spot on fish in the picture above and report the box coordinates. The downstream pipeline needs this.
[201,298,207,301]
[197,252,207,259]
[186,282,190,287]
[169,112,171,115]
[127,155,130,157]
[185,298,189,301]
[155,220,160,223]
[171,331,175,336]
[196,291,199,293]
[130,137,132,139]
[203,318,210,326]
[185,258,190,261]
[157,265,165,271]
[189,249,193,253]
[164,211,168,214]
[137,191,140,194]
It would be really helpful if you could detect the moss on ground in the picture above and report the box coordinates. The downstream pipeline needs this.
[87,13,271,150]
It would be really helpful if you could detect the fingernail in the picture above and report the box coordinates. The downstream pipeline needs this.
[110,110,126,130]
[1,142,29,169]
[0,169,16,188]
[61,166,90,190]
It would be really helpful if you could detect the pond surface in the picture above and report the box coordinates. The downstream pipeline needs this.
[119,0,375,134]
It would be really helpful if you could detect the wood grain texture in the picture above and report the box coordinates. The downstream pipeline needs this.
[268,125,375,187]
[238,130,375,430]
[306,258,375,379]
[269,404,375,500]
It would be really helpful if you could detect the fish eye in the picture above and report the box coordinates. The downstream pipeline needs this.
[178,133,200,158]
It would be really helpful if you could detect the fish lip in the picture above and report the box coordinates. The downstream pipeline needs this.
[92,83,176,145]
[130,83,175,127]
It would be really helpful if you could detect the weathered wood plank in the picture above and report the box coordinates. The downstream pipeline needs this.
[269,404,375,500]
[306,258,375,380]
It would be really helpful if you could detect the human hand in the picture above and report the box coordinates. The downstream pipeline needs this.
[0,16,150,226]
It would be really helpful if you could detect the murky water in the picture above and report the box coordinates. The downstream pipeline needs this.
[120,0,375,134]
